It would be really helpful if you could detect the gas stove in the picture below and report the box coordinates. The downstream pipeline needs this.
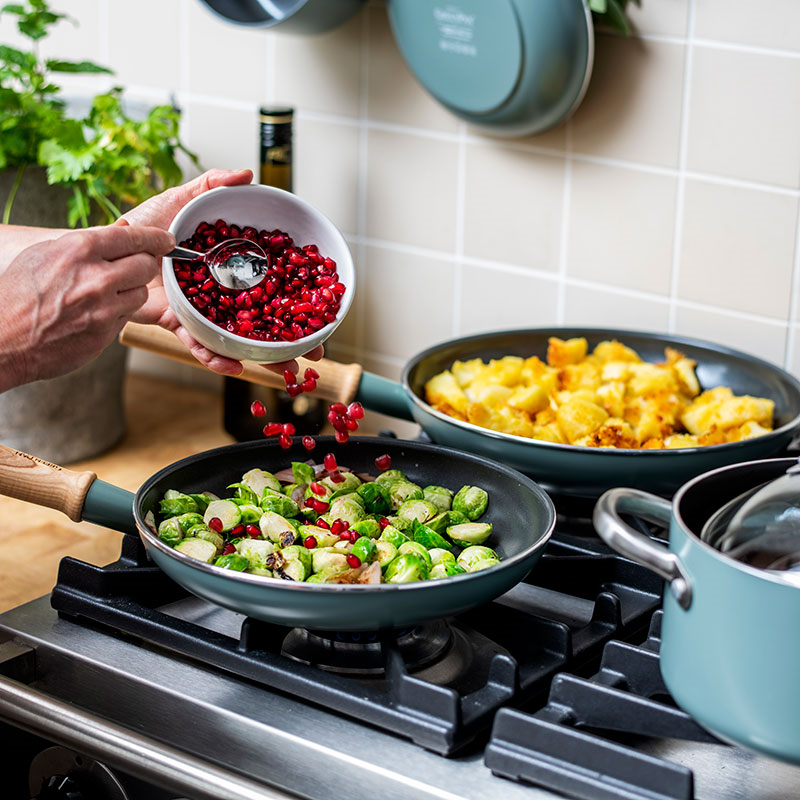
[1,503,799,799]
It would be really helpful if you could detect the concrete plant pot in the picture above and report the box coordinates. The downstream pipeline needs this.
[0,167,129,464]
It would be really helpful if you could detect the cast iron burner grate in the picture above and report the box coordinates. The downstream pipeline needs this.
[49,528,662,756]
[485,610,723,800]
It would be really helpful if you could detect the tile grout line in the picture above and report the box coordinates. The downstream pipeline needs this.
[667,0,696,333]
[783,200,800,370]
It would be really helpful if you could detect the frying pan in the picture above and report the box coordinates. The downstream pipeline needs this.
[0,437,554,631]
[121,324,800,498]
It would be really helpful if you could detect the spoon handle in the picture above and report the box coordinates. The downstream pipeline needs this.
[166,245,203,260]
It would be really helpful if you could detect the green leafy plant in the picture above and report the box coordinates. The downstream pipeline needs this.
[588,0,641,36]
[0,0,198,226]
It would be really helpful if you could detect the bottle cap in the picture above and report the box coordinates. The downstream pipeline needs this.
[259,107,294,124]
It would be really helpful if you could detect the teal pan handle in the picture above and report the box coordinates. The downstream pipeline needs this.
[84,479,139,536]
[354,371,414,421]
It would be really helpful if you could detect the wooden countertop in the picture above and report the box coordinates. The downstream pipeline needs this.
[0,374,234,613]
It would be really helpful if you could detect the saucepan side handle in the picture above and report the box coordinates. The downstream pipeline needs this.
[593,487,693,610]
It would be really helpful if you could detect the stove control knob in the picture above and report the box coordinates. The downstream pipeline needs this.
[32,774,86,800]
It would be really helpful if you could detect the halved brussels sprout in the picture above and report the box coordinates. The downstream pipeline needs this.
[242,468,282,497]
[423,485,454,514]
[188,493,213,513]
[375,540,398,569]
[428,548,456,566]
[188,526,224,553]
[157,517,183,547]
[429,561,467,580]
[447,522,493,547]
[375,469,407,485]
[383,514,412,532]
[260,492,300,518]
[398,540,433,571]
[328,495,365,527]
[387,481,424,510]
[291,461,316,486]
[203,499,242,532]
[352,518,381,539]
[278,545,312,581]
[412,522,453,551]
[236,538,276,568]
[259,511,297,547]
[159,491,199,518]
[298,524,339,548]
[237,503,263,524]
[351,536,377,563]
[457,545,499,572]
[214,553,249,571]
[323,471,362,497]
[397,499,438,525]
[378,524,410,549]
[174,537,217,563]
[356,482,391,515]
[464,558,500,572]
[384,553,429,583]
[226,482,259,505]
[311,548,350,575]
[452,486,489,520]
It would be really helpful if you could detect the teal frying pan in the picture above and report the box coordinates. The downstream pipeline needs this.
[0,437,554,631]
[121,325,800,499]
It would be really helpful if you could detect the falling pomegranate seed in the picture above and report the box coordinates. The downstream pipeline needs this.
[346,554,362,569]
[375,454,392,471]
[301,378,316,392]
[323,452,337,471]
[310,481,326,496]
[347,402,364,420]
[278,433,292,449]
[283,369,296,387]
[246,524,261,538]
[304,367,319,380]
[208,517,223,533]
[250,400,267,417]
[286,383,303,398]
[282,422,296,436]
[302,435,316,451]
[329,402,348,416]
[264,422,283,437]
[304,536,317,549]
[334,430,349,444]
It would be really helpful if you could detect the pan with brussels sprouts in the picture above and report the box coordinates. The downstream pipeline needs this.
[154,459,503,585]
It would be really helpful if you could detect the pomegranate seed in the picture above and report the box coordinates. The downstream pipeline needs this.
[334,430,349,444]
[378,517,390,530]
[344,417,359,432]
[264,422,283,436]
[310,498,330,513]
[283,369,296,387]
[208,517,223,533]
[282,423,296,436]
[301,378,316,392]
[250,400,267,417]
[323,453,337,471]
[375,454,392,471]
[310,481,326,496]
[346,554,362,569]
[331,415,349,433]
[222,543,235,555]
[286,383,303,398]
[302,435,316,450]
[331,519,345,535]
[246,524,261,538]
[330,471,345,483]
[305,368,320,380]
[278,433,292,449]
[304,536,317,549]
[330,402,348,416]
[316,517,330,529]
[347,402,364,420]
[339,531,351,541]
[230,524,245,536]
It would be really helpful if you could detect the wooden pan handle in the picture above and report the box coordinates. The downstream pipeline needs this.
[0,446,96,522]
[119,323,363,405]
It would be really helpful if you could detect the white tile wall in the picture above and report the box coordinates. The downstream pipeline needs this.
[5,0,800,385]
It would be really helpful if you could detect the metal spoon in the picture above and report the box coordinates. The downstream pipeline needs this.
[167,238,268,290]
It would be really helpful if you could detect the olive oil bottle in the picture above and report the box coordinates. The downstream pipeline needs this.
[222,107,325,441]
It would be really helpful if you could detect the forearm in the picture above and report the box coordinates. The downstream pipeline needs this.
[0,302,28,393]
[0,225,68,273]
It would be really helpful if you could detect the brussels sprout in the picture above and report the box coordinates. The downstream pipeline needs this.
[247,566,274,578]
[203,499,242,532]
[457,545,499,572]
[375,540,398,569]
[260,492,300,518]
[187,526,224,553]
[398,540,433,571]
[398,499,438,525]
[188,493,212,513]
[328,496,365,527]
[242,468,282,497]
[351,536,377,563]
[236,538,276,568]
[375,469,407,485]
[259,511,298,547]
[159,491,199,518]
[384,553,429,583]
[291,461,316,486]
[304,482,333,503]
[323,471,362,497]
[311,548,350,575]
[176,512,205,532]
[412,522,453,551]
[277,545,312,581]
[233,503,260,524]
[298,524,339,548]
[174,537,217,563]
[356,482,391,515]
[352,518,381,539]
[452,486,489,520]
[214,553,249,571]
[428,548,456,566]
[430,561,467,580]
[226,482,259,505]
[383,515,412,532]
[157,517,183,547]
[379,524,410,549]
[387,481,424,510]
[447,522,493,546]
[426,511,461,535]
[423,485,454,514]
[305,574,323,583]
[465,558,500,572]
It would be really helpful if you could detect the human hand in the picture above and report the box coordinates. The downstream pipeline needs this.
[0,224,174,392]
[123,168,325,377]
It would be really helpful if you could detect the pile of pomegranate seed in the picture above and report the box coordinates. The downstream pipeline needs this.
[327,401,364,444]
[283,366,319,397]
[173,219,346,342]
[261,421,296,449]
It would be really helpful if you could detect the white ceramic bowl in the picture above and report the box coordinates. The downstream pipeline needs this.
[164,184,355,363]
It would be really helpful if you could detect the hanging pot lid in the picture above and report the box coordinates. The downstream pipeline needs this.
[387,0,594,137]
[198,0,366,35]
